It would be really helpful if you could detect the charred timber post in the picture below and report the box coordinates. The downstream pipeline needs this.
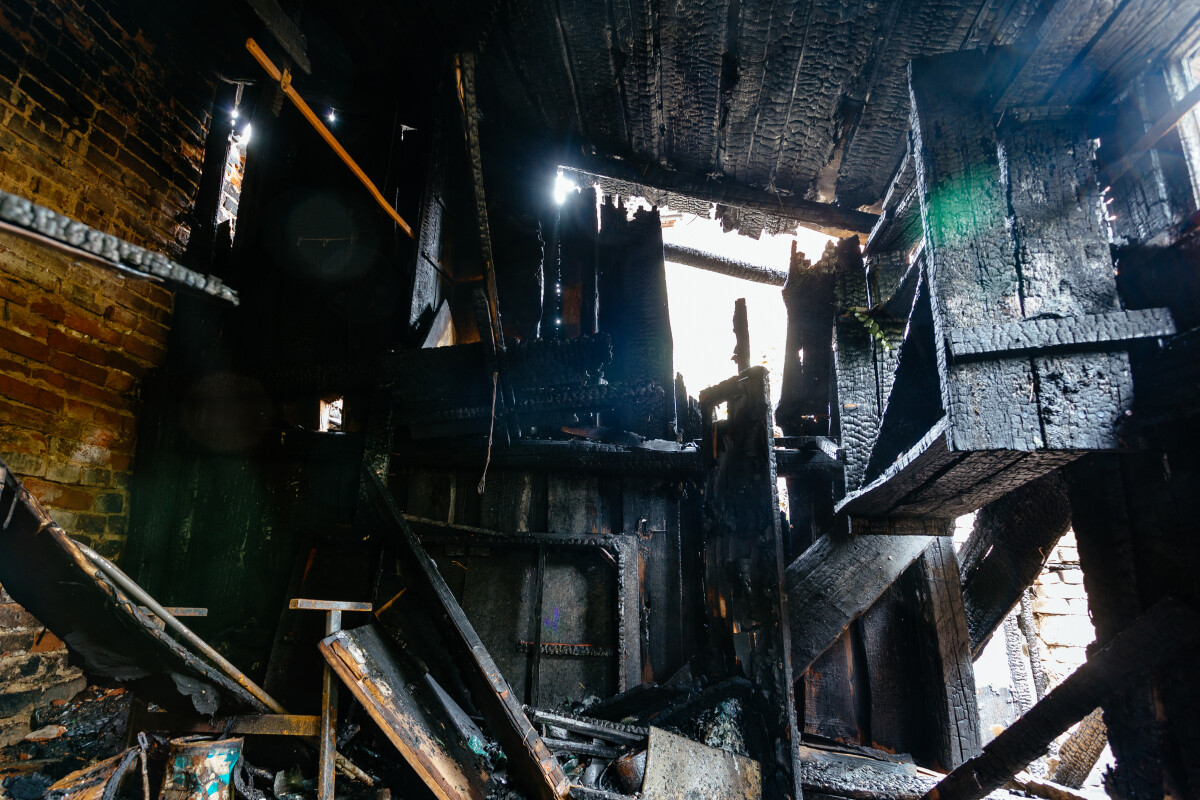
[777,242,835,436]
[733,298,751,372]
[662,243,787,285]
[923,599,1200,800]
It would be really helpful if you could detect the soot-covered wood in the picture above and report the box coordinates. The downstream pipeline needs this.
[700,367,800,800]
[778,243,835,436]
[597,199,675,438]
[959,472,1071,657]
[786,526,939,676]
[924,599,1200,800]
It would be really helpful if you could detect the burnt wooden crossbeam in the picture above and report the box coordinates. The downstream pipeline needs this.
[662,243,787,286]
[923,599,1200,800]
[946,309,1176,361]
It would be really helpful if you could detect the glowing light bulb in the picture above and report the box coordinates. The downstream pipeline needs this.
[553,172,578,204]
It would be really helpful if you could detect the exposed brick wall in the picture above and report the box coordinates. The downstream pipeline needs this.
[0,0,215,739]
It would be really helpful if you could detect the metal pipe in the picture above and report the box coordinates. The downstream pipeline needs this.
[77,545,374,785]
[78,544,285,712]
[244,38,414,239]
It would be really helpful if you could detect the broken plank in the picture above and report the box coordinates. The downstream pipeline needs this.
[786,527,945,675]
[924,599,1200,800]
[321,625,488,800]
[363,469,570,800]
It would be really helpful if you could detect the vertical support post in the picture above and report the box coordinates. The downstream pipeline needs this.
[732,298,750,373]
[913,535,982,771]
[288,599,373,800]
[320,609,340,800]
[908,52,1040,451]
[778,242,835,436]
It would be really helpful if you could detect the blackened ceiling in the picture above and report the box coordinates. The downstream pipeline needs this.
[410,0,1200,228]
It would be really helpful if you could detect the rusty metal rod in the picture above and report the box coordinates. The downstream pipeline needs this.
[77,545,373,786]
[244,38,414,239]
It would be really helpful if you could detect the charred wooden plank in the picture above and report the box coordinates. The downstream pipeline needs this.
[786,527,942,676]
[525,707,648,745]
[837,419,1078,520]
[732,298,751,374]
[946,309,1175,360]
[362,470,570,800]
[561,159,878,236]
[700,366,801,800]
[960,472,1072,657]
[924,599,1200,800]
[321,626,489,800]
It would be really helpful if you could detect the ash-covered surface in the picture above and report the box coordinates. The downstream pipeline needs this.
[0,686,132,797]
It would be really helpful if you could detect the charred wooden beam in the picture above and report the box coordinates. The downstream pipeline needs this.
[362,469,570,800]
[561,157,878,236]
[923,599,1200,800]
[786,526,945,676]
[244,0,311,73]
[662,243,787,286]
[960,473,1072,658]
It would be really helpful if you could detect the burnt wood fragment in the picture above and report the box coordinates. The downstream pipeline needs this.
[960,472,1071,657]
[732,298,751,373]
[663,243,788,286]
[838,419,1077,520]
[597,201,676,438]
[923,599,1200,800]
[945,309,1175,361]
[321,625,489,800]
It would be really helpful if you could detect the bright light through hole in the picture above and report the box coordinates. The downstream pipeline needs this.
[327,109,336,123]
[238,124,252,146]
[553,172,578,204]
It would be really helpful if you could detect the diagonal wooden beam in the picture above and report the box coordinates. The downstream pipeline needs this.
[786,523,950,676]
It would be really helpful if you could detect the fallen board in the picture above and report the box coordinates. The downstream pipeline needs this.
[0,459,265,715]
[321,625,489,800]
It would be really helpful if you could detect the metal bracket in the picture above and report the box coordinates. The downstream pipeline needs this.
[946,308,1176,362]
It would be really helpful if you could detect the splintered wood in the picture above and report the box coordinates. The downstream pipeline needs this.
[321,626,489,800]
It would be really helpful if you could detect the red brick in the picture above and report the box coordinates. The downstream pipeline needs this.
[0,327,50,362]
[103,303,136,330]
[66,376,123,409]
[121,331,161,363]
[47,350,107,385]
[0,355,31,377]
[29,365,67,390]
[0,424,48,455]
[62,308,120,345]
[30,296,66,323]
[23,479,95,511]
[0,373,61,410]
[46,327,80,355]
[135,314,168,343]
[0,400,54,431]
[5,305,49,339]
[146,284,173,309]
[104,349,143,378]
[0,277,28,305]
[104,369,135,392]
